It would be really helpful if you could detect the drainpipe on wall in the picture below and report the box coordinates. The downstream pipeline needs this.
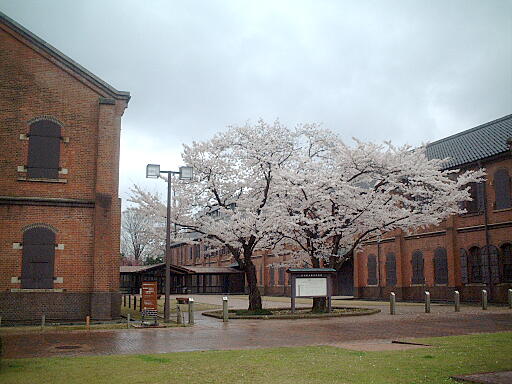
[479,160,492,299]
[376,238,381,298]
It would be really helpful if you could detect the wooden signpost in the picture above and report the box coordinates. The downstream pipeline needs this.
[141,281,158,325]
[287,268,336,313]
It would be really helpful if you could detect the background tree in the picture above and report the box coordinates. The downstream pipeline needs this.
[121,203,165,264]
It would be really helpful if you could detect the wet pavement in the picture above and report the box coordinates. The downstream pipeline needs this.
[2,296,512,359]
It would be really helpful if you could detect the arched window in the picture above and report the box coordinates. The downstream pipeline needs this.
[465,182,484,214]
[411,251,424,284]
[269,265,275,287]
[21,226,55,289]
[367,254,377,285]
[434,248,448,284]
[385,253,396,286]
[27,119,61,179]
[500,243,512,283]
[460,248,469,284]
[494,169,512,210]
[468,247,483,283]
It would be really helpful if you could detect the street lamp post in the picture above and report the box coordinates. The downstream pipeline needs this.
[146,164,193,323]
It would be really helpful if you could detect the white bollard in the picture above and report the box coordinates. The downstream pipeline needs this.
[508,289,512,310]
[425,291,431,313]
[222,296,229,322]
[127,313,131,328]
[482,290,488,310]
[41,314,45,330]
[390,292,396,315]
[454,291,460,312]
[188,298,195,325]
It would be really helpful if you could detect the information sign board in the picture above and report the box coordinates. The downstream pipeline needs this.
[296,277,327,297]
[142,281,158,312]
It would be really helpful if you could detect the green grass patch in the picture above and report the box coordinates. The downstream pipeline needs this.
[2,332,511,383]
[234,309,273,316]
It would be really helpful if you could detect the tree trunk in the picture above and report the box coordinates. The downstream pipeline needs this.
[245,262,262,310]
[312,297,327,313]
[310,255,328,312]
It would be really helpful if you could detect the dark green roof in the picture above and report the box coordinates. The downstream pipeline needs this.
[426,114,512,169]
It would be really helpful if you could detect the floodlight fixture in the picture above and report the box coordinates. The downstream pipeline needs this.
[146,164,161,179]
[179,166,193,180]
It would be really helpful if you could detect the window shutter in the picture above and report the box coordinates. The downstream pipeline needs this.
[21,227,55,289]
[434,248,448,285]
[481,246,490,284]
[27,120,61,179]
[367,254,377,285]
[412,251,424,284]
[477,182,485,213]
[385,253,396,286]
[465,183,478,213]
[278,267,285,285]
[487,246,500,284]
[501,244,512,282]
[460,248,468,284]
[494,169,512,210]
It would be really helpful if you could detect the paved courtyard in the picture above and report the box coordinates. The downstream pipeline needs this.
[2,295,511,359]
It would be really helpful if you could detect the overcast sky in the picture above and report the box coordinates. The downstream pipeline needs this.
[1,0,511,203]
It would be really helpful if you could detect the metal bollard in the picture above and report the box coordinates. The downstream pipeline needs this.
[176,305,183,324]
[0,315,2,327]
[133,296,137,311]
[139,297,142,312]
[482,290,488,310]
[223,296,229,322]
[508,289,512,309]
[86,315,90,330]
[188,298,195,325]
[128,294,132,309]
[425,291,431,313]
[41,314,46,330]
[454,291,460,312]
[123,295,126,307]
[390,292,396,315]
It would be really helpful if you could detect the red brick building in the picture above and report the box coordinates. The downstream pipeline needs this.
[356,115,512,303]
[0,12,130,321]
[173,115,512,303]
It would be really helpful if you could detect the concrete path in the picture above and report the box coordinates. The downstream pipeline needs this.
[2,295,511,359]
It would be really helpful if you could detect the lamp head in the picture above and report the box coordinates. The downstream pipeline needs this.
[179,166,193,180]
[146,164,161,179]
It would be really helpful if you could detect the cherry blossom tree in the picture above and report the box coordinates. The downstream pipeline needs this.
[273,126,484,311]
[171,120,297,310]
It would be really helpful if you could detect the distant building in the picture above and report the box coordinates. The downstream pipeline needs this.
[356,115,512,303]
[0,12,130,321]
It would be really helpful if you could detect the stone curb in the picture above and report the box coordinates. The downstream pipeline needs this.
[202,306,381,320]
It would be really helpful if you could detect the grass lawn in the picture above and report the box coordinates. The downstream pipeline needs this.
[1,332,512,383]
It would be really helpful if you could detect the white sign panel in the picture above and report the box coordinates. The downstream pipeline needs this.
[296,277,327,297]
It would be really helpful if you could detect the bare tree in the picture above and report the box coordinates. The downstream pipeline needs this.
[121,208,163,263]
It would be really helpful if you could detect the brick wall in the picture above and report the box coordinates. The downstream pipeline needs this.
[355,156,512,303]
[0,16,128,321]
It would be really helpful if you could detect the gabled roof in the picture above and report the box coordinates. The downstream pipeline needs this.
[0,11,130,101]
[426,114,512,169]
